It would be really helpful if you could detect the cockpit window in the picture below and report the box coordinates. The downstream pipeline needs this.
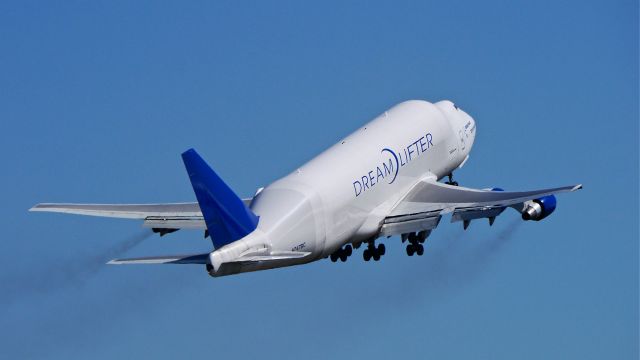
[453,103,460,110]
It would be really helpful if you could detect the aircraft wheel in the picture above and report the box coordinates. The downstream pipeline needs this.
[406,245,415,256]
[345,245,353,257]
[373,253,381,261]
[363,249,371,261]
[377,243,385,256]
[340,252,348,262]
[416,244,424,256]
[330,253,338,262]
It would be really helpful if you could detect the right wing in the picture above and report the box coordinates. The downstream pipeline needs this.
[380,179,582,236]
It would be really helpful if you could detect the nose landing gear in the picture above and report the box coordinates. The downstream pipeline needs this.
[445,173,459,186]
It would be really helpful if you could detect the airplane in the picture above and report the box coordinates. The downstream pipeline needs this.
[31,100,582,277]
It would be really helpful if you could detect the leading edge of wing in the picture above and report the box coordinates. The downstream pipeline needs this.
[29,203,203,219]
[108,253,210,265]
[30,198,254,219]
[390,181,582,216]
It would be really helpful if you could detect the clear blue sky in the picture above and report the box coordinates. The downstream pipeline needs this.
[1,1,637,359]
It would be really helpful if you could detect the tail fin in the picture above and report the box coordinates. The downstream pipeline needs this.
[181,148,259,249]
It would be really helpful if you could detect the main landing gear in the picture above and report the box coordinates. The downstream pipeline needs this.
[445,173,459,186]
[404,231,427,256]
[363,240,385,262]
[330,244,353,262]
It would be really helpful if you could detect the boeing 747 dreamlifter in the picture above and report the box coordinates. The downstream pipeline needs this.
[31,100,581,277]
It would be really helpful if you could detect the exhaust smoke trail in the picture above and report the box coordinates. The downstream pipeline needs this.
[425,217,523,291]
[359,218,524,309]
[1,230,152,307]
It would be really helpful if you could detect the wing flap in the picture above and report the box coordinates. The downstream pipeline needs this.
[380,212,442,236]
[143,216,206,229]
[450,206,506,223]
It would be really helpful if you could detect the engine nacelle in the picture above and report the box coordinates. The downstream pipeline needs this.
[522,195,557,221]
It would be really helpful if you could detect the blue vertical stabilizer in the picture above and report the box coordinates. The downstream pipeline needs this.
[181,149,259,249]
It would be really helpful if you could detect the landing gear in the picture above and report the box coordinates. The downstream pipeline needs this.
[363,241,385,262]
[404,231,427,256]
[330,244,353,262]
[445,173,459,186]
[405,243,424,256]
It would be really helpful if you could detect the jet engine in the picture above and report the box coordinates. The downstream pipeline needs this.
[521,195,557,221]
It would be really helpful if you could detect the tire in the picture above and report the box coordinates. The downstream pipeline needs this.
[373,253,380,261]
[330,253,338,262]
[377,243,386,256]
[416,244,424,256]
[345,245,353,257]
[406,245,414,256]
[363,249,371,261]
[340,252,348,262]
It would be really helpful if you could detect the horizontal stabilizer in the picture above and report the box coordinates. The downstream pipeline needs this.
[108,253,210,265]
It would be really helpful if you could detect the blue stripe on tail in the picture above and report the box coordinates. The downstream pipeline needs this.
[181,148,259,249]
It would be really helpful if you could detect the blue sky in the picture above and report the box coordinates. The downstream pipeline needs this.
[1,1,637,359]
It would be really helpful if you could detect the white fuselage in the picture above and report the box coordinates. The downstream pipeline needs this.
[209,100,476,276]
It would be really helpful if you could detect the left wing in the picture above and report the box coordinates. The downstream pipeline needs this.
[108,253,211,265]
[29,197,255,231]
[30,202,206,229]
[380,180,582,236]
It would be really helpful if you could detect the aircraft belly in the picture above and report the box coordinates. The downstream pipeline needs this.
[286,100,455,253]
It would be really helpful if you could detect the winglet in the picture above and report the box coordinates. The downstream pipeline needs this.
[181,149,259,249]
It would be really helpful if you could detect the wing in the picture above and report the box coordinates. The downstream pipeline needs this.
[380,180,582,236]
[30,202,207,229]
[108,253,211,265]
[29,198,254,231]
